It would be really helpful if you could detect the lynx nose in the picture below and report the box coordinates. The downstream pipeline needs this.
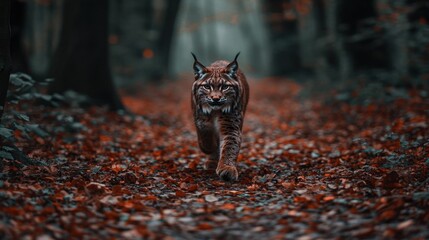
[209,94,224,106]
[212,96,221,102]
[210,93,222,102]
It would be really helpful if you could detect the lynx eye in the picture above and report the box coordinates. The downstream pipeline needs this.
[221,85,230,91]
[202,84,211,90]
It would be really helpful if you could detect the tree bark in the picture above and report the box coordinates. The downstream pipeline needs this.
[298,0,318,69]
[325,0,351,82]
[263,0,301,76]
[186,0,204,57]
[49,0,123,110]
[11,0,30,74]
[205,0,218,60]
[377,0,409,85]
[238,0,265,74]
[155,0,181,80]
[0,0,11,120]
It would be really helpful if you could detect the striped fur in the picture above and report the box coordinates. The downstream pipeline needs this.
[191,53,249,181]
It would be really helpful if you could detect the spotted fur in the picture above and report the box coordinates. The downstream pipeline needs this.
[191,53,249,181]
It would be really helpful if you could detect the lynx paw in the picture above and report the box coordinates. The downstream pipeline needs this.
[216,165,238,182]
[204,160,218,170]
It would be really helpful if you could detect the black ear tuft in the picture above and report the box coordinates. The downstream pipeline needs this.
[233,52,240,62]
[191,52,207,80]
[226,52,240,79]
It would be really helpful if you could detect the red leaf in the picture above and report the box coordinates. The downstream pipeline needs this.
[187,184,198,192]
[175,190,186,197]
[197,223,213,230]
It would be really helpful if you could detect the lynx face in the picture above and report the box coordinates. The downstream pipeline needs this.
[194,72,238,115]
[191,53,249,181]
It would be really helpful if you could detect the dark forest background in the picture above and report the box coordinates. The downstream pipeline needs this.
[2,0,428,109]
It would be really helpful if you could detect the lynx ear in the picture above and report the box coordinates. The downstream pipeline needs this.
[226,52,240,79]
[191,52,207,80]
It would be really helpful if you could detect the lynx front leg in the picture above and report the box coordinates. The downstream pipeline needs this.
[216,114,243,181]
[196,118,220,170]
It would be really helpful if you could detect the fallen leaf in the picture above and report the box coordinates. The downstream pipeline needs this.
[204,195,218,202]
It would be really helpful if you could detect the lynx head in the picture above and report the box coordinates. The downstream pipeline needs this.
[191,52,241,114]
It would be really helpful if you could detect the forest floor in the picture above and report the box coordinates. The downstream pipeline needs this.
[1,78,428,239]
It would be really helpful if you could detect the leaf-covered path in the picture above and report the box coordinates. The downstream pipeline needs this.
[1,78,428,239]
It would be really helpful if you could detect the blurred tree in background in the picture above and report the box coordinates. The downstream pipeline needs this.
[11,0,29,74]
[263,0,429,91]
[0,0,11,119]
[49,0,123,110]
[110,0,182,84]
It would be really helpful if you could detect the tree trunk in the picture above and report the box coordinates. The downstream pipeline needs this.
[0,0,11,120]
[377,0,409,85]
[11,0,30,74]
[205,0,218,60]
[186,0,204,57]
[49,0,123,110]
[263,0,301,76]
[238,0,267,75]
[310,0,332,84]
[325,0,351,82]
[298,0,318,70]
[155,0,181,80]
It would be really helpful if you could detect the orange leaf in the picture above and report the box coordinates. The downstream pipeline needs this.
[100,135,112,142]
[144,195,157,201]
[220,203,236,210]
[323,196,335,202]
[197,223,213,230]
[143,48,154,59]
[293,196,309,203]
[123,201,134,209]
[188,160,198,170]
[112,164,126,173]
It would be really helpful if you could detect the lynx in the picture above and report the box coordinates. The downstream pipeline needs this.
[191,53,249,181]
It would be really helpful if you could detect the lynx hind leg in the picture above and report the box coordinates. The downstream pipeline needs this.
[196,125,220,170]
[205,152,219,170]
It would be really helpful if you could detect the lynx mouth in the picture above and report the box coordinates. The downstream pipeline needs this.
[208,101,224,106]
